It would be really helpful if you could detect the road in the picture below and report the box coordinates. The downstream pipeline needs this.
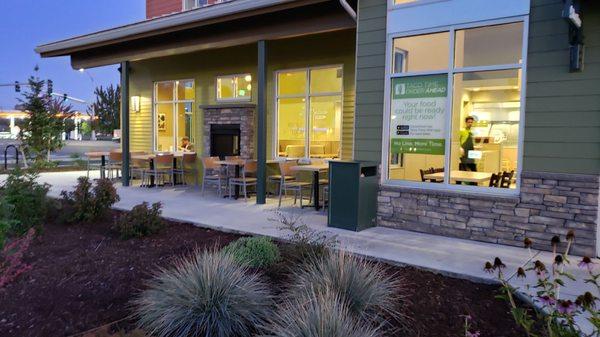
[0,140,119,160]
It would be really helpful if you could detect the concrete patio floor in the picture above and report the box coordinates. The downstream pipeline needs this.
[20,171,600,332]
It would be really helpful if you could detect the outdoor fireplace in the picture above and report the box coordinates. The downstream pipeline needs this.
[202,104,254,159]
[210,124,240,159]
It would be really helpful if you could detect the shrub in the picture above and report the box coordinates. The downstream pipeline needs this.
[272,210,337,263]
[115,202,164,239]
[0,228,35,288]
[133,249,273,337]
[289,250,407,329]
[265,289,381,337]
[0,201,20,250]
[222,236,280,268]
[61,177,119,223]
[0,168,49,234]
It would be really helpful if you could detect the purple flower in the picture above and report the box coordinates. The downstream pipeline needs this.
[538,295,556,307]
[466,331,481,337]
[557,300,576,315]
[578,256,595,271]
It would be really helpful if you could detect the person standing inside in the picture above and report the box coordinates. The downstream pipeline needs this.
[459,116,477,177]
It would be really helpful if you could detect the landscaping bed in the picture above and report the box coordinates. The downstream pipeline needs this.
[0,209,531,337]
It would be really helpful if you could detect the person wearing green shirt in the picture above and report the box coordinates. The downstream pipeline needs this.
[459,116,477,184]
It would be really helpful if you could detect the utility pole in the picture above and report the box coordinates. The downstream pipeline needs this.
[79,68,97,141]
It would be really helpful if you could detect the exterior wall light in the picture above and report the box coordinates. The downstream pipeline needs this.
[131,95,141,112]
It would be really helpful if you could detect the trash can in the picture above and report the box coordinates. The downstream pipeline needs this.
[328,161,378,231]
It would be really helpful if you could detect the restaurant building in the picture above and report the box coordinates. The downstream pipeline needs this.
[36,0,599,255]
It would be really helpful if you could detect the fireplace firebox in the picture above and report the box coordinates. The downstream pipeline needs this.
[210,124,240,159]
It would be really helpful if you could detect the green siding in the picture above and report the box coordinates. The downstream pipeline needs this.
[353,0,387,162]
[524,0,600,175]
[127,30,356,159]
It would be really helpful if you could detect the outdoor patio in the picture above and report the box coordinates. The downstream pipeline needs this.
[36,170,597,330]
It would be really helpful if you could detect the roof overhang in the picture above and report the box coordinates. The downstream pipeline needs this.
[36,0,356,69]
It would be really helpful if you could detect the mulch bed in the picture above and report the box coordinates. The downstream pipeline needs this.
[0,210,530,337]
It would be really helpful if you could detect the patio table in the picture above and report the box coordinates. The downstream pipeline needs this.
[131,152,194,187]
[290,164,328,211]
[214,159,246,199]
[423,170,493,185]
[84,151,110,179]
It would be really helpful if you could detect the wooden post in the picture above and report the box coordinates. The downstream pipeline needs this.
[256,40,267,204]
[120,61,130,186]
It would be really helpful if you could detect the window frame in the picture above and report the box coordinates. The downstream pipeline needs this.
[381,16,529,196]
[215,73,253,102]
[273,64,344,160]
[152,79,196,152]
[389,0,449,10]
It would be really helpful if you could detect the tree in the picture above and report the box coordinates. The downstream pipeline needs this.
[18,68,74,162]
[88,84,120,135]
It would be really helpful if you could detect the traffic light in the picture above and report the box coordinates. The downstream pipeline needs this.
[63,93,68,101]
[14,81,20,93]
[47,80,53,95]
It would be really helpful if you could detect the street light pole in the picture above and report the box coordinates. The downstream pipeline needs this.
[79,68,97,141]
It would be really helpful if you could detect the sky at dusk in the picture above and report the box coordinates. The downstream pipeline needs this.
[0,1,145,111]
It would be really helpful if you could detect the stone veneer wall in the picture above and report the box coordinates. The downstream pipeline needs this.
[377,171,600,257]
[202,105,254,159]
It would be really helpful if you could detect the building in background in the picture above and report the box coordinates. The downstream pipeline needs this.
[36,0,599,256]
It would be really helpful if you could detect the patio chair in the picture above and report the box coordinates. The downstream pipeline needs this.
[201,156,227,197]
[106,150,122,179]
[224,155,241,177]
[267,159,294,196]
[86,156,104,179]
[277,160,312,208]
[145,153,175,186]
[174,152,198,185]
[131,157,151,187]
[228,160,257,202]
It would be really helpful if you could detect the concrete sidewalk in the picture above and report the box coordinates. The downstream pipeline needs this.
[24,171,600,333]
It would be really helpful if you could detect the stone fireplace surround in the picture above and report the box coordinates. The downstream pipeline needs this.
[201,104,255,159]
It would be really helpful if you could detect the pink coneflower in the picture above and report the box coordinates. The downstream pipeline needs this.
[538,295,556,307]
[466,331,481,337]
[578,256,595,271]
[536,269,547,279]
[576,292,597,309]
[493,257,506,269]
[554,255,564,266]
[484,261,494,273]
[557,300,576,315]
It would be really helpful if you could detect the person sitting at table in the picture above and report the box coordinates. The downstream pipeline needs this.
[458,116,477,185]
[178,137,194,152]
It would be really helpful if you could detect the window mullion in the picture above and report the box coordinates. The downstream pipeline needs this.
[305,69,310,159]
[442,28,456,185]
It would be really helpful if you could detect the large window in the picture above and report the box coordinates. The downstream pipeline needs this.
[386,21,525,191]
[276,66,343,158]
[154,80,195,152]
[216,74,252,102]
